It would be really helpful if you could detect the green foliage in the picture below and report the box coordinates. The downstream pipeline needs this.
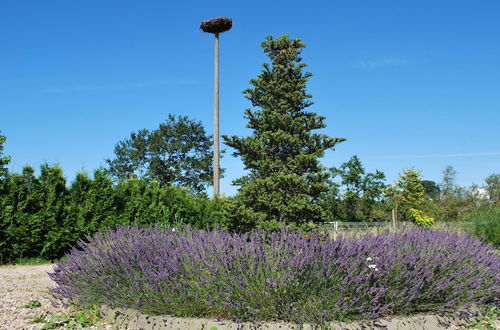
[38,165,71,260]
[15,257,52,265]
[440,165,457,197]
[37,306,102,329]
[0,164,228,264]
[113,177,227,229]
[22,300,42,308]
[464,306,499,329]
[437,166,480,221]
[484,173,499,205]
[106,115,217,194]
[407,208,434,227]
[0,131,10,180]
[324,155,386,222]
[255,218,318,233]
[462,206,500,247]
[397,169,426,211]
[386,168,426,221]
[223,35,345,230]
[0,165,69,262]
[421,180,440,200]
[66,169,118,238]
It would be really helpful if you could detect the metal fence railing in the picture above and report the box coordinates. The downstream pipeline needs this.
[317,221,472,240]
[318,221,400,240]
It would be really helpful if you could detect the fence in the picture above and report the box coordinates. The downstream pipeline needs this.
[318,221,400,240]
[318,221,470,240]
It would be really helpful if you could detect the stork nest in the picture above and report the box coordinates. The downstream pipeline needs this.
[200,17,232,34]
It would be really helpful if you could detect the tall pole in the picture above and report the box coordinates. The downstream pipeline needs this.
[213,33,220,197]
[200,17,232,198]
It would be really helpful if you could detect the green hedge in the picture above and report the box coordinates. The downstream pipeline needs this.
[0,165,227,264]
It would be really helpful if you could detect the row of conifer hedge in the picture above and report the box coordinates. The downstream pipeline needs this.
[0,164,226,264]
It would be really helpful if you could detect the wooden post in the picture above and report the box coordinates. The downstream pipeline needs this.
[392,202,398,231]
[213,32,220,197]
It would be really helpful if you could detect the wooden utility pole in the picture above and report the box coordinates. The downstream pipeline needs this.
[200,17,232,197]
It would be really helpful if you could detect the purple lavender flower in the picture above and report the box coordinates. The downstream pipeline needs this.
[49,225,500,324]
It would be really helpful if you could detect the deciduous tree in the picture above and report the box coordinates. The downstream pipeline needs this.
[421,180,440,200]
[327,155,386,221]
[484,173,499,205]
[106,115,216,194]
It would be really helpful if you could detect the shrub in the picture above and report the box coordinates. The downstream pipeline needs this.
[462,206,500,247]
[408,208,435,227]
[50,226,499,324]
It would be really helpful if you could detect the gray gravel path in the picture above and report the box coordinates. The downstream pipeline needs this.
[0,264,63,330]
[0,264,115,330]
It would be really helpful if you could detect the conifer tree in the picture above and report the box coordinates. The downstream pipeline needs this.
[223,35,345,230]
[395,168,426,213]
[386,168,427,221]
[67,169,118,237]
[38,164,70,259]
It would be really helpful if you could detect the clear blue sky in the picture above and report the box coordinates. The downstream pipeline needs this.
[1,0,499,195]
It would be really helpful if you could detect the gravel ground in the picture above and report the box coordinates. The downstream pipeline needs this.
[0,264,63,330]
[0,264,115,330]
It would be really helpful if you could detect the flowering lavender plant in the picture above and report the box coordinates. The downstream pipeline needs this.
[49,226,499,324]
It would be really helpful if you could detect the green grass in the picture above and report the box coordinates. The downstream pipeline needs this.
[0,256,69,266]
[32,306,102,330]
[464,306,499,329]
[14,257,52,265]
[462,206,500,247]
[22,300,42,308]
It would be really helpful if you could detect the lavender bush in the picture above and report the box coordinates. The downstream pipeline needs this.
[49,226,499,324]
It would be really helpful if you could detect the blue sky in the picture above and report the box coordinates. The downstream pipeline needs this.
[1,0,499,195]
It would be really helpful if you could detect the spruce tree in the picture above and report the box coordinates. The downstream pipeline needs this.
[223,35,345,230]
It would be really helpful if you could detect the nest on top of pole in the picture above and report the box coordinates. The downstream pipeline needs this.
[200,17,232,34]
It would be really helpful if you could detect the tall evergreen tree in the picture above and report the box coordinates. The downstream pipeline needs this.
[37,164,70,259]
[223,35,345,230]
[66,169,118,237]
[2,167,44,261]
